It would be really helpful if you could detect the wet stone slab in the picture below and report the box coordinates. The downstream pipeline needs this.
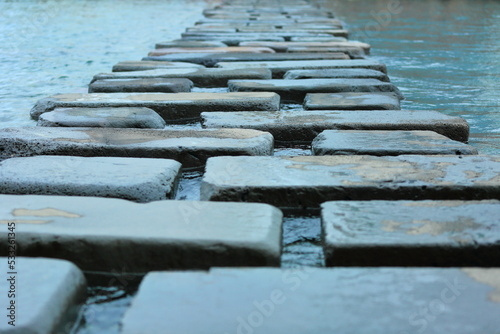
[0,196,282,272]
[228,79,403,103]
[112,61,204,72]
[30,92,280,122]
[201,155,500,209]
[121,267,500,334]
[37,107,166,129]
[155,40,228,48]
[322,200,500,267]
[312,130,478,156]
[0,156,181,202]
[148,46,276,56]
[180,35,286,46]
[304,92,401,110]
[88,78,194,93]
[0,127,273,167]
[284,68,389,81]
[239,41,370,53]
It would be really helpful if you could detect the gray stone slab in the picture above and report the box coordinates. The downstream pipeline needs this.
[216,59,386,78]
[0,156,181,202]
[148,46,276,56]
[30,92,280,122]
[201,155,500,208]
[286,46,366,58]
[155,40,228,49]
[37,107,166,128]
[181,35,286,46]
[229,79,403,102]
[92,68,273,87]
[239,41,369,53]
[216,29,349,38]
[313,130,478,156]
[284,68,389,81]
[88,78,193,93]
[0,196,282,272]
[305,92,401,110]
[0,257,86,334]
[121,267,500,334]
[201,110,470,143]
[322,200,500,267]
[0,127,273,167]
[112,61,204,72]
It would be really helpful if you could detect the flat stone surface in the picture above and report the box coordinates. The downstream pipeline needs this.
[322,200,500,267]
[88,78,193,93]
[216,59,386,78]
[30,92,280,122]
[112,61,204,72]
[0,156,181,202]
[201,110,470,143]
[181,31,336,40]
[155,40,228,48]
[305,92,401,110]
[313,130,478,156]
[180,35,286,46]
[229,79,403,102]
[0,257,86,334]
[0,196,282,272]
[121,267,500,334]
[0,127,273,167]
[284,68,389,81]
[37,107,166,128]
[240,41,370,53]
[148,46,276,56]
[201,155,500,208]
[286,46,365,58]
[92,68,272,87]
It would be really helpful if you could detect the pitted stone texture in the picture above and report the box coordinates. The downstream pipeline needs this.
[312,130,478,156]
[229,79,403,103]
[305,92,401,110]
[0,196,282,272]
[176,35,286,46]
[37,107,166,129]
[0,257,86,334]
[322,200,500,266]
[112,61,204,72]
[240,41,370,53]
[121,267,500,334]
[201,155,500,208]
[155,40,228,49]
[92,68,272,87]
[0,156,181,202]
[284,68,388,81]
[0,127,273,167]
[88,78,193,93]
[30,92,280,122]
[148,46,276,56]
[201,110,470,143]
[216,59,386,78]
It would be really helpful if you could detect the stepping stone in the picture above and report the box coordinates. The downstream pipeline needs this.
[0,257,86,334]
[305,92,401,110]
[0,156,181,202]
[240,41,369,53]
[30,92,280,122]
[284,68,389,81]
[88,78,193,93]
[201,110,470,142]
[143,52,349,67]
[322,200,500,267]
[229,79,403,103]
[148,46,276,56]
[313,130,478,156]
[226,29,349,38]
[0,195,282,272]
[287,46,365,58]
[121,267,500,334]
[37,107,166,129]
[0,127,273,167]
[155,40,228,48]
[201,155,500,208]
[216,59,386,78]
[112,61,204,72]
[180,35,286,46]
[92,68,272,87]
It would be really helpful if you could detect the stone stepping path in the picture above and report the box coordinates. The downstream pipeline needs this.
[88,78,194,93]
[121,267,500,334]
[0,195,281,272]
[0,257,86,334]
[322,200,500,267]
[304,92,401,110]
[283,69,389,81]
[148,46,276,56]
[240,40,370,53]
[155,40,228,48]
[0,127,273,167]
[0,156,181,202]
[112,61,204,72]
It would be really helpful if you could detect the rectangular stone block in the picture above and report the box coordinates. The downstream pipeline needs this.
[0,196,282,272]
[304,92,401,110]
[181,31,335,39]
[112,61,204,72]
[0,156,181,202]
[239,41,370,53]
[155,40,228,48]
[88,78,193,93]
[284,68,389,82]
[181,35,286,46]
[148,46,276,56]
[0,127,274,167]
[30,92,280,122]
[286,46,365,58]
[121,267,500,334]
[322,200,500,266]
[201,155,500,208]
[312,130,478,156]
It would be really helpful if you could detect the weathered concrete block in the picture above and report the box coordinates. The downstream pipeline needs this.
[201,110,470,143]
[88,78,193,93]
[239,41,369,53]
[37,107,166,128]
[286,46,365,58]
[0,196,282,272]
[322,200,500,266]
[284,68,389,82]
[148,46,276,56]
[201,155,500,208]
[30,92,280,122]
[181,31,335,40]
[304,92,401,110]
[180,35,286,46]
[227,28,349,38]
[112,61,204,72]
[313,130,478,156]
[155,40,228,49]
[121,267,500,334]
[0,156,181,202]
[0,257,86,334]
[229,79,402,102]
[0,127,273,167]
